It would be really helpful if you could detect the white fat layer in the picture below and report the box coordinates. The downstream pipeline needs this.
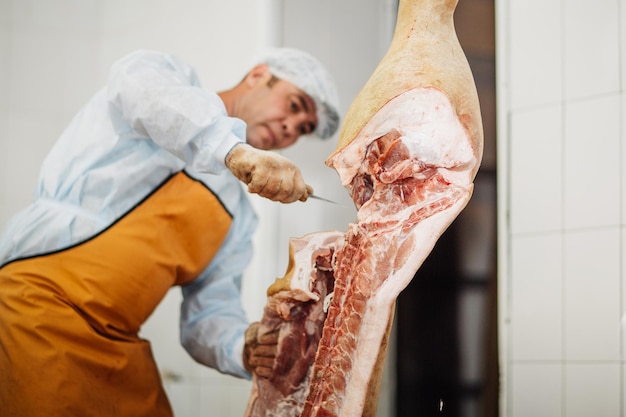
[286,231,344,301]
[329,87,476,188]
[380,193,471,299]
[323,292,334,313]
[339,296,394,417]
[339,190,473,416]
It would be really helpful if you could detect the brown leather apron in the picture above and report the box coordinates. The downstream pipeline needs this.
[0,172,232,417]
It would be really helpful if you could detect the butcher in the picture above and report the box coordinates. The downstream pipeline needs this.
[0,47,339,416]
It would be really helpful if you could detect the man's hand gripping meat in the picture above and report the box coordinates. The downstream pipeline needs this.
[226,143,311,203]
[243,322,278,378]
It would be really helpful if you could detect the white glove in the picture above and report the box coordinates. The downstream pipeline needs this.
[225,143,311,203]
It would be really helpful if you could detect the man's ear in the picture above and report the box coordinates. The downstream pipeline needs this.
[245,64,272,87]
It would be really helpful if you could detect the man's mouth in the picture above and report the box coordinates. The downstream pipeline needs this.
[264,125,277,149]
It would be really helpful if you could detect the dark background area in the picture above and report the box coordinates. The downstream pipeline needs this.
[395,1,498,416]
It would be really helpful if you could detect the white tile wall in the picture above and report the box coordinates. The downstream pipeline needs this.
[500,0,626,415]
[7,6,100,119]
[621,227,626,356]
[564,229,621,361]
[165,382,201,417]
[1,110,59,217]
[198,377,252,416]
[563,0,620,101]
[0,23,9,221]
[511,234,562,361]
[564,95,621,230]
[1,0,102,224]
[511,363,562,417]
[510,105,562,235]
[622,97,626,226]
[0,1,9,25]
[564,364,621,417]
[0,23,8,112]
[509,0,562,110]
[9,0,99,33]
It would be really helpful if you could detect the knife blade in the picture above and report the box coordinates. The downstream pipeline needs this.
[307,193,342,205]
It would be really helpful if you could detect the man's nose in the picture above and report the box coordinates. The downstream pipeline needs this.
[283,113,310,139]
[282,118,299,139]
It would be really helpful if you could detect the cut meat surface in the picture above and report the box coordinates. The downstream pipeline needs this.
[245,0,483,416]
[245,232,344,417]
[302,86,476,417]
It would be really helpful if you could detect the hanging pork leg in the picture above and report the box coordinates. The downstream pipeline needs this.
[246,0,483,415]
[303,0,483,414]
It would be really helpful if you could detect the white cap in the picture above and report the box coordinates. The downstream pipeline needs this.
[257,47,340,139]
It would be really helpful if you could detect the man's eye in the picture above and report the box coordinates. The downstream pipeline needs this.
[291,100,300,112]
[299,123,315,135]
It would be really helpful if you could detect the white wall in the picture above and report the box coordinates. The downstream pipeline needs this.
[497,0,626,415]
[0,1,394,416]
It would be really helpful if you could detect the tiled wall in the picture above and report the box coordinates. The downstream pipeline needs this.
[498,0,626,415]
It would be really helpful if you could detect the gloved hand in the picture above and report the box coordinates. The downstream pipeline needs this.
[243,322,278,378]
[225,143,311,203]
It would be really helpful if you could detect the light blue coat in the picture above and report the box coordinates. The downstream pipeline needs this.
[0,49,258,379]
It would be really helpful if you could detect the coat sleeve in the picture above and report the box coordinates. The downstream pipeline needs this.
[106,49,246,174]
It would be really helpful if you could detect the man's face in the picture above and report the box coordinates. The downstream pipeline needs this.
[238,66,319,150]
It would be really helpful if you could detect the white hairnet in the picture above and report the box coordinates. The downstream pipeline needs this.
[257,48,340,139]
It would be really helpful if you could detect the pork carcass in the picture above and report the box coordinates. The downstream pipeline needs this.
[246,0,483,415]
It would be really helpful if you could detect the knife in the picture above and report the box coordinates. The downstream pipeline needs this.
[307,193,342,205]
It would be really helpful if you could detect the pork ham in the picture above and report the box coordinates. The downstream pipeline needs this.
[245,0,483,415]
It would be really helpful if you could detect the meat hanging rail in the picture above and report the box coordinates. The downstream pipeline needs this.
[244,0,484,416]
